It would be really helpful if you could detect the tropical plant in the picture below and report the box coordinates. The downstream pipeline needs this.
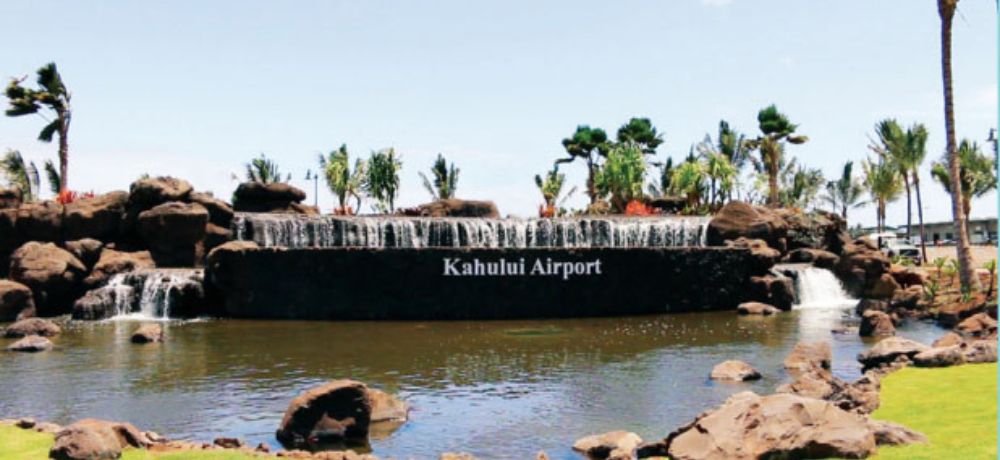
[43,161,60,195]
[932,257,949,281]
[745,105,808,207]
[4,63,72,193]
[558,125,610,204]
[873,120,931,261]
[924,280,940,302]
[931,140,997,237]
[696,120,750,202]
[775,158,824,209]
[364,148,402,213]
[419,154,459,200]
[594,143,646,213]
[983,260,997,298]
[319,144,366,214]
[670,158,706,210]
[534,165,576,212]
[0,150,40,202]
[702,152,737,209]
[245,154,290,184]
[862,157,903,233]
[616,117,663,155]
[937,0,978,291]
[823,161,865,220]
[647,156,674,198]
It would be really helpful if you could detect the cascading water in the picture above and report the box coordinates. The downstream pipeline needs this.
[102,269,204,320]
[791,267,856,309]
[231,213,712,249]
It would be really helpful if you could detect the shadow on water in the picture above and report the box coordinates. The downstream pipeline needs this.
[0,310,944,459]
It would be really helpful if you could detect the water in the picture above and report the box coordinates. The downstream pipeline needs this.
[232,214,711,249]
[0,312,944,459]
[791,267,858,310]
[96,269,204,320]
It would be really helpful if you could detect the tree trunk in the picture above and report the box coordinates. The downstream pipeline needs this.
[914,171,928,263]
[586,158,597,205]
[58,111,70,193]
[903,174,912,239]
[938,0,980,290]
[767,148,779,207]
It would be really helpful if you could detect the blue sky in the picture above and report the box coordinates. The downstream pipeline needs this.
[1,0,996,226]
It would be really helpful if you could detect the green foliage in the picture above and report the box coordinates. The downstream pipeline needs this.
[419,153,459,200]
[0,150,40,202]
[823,161,866,219]
[5,62,72,193]
[670,158,706,209]
[745,105,808,206]
[534,165,566,207]
[862,156,903,229]
[43,160,59,195]
[559,125,610,204]
[615,117,663,155]
[245,154,289,184]
[319,144,366,211]
[779,161,824,209]
[983,260,997,298]
[703,152,737,208]
[364,148,402,213]
[923,280,940,301]
[594,143,646,212]
[930,139,997,215]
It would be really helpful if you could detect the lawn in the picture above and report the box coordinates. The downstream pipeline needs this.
[872,362,998,460]
[0,425,260,460]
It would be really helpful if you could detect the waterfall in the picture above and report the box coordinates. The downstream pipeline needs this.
[102,269,204,320]
[231,213,712,249]
[791,267,856,310]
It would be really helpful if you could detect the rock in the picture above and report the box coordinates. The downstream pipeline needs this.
[15,201,63,242]
[706,201,788,251]
[859,310,896,337]
[647,196,686,214]
[84,248,156,287]
[137,202,208,266]
[785,248,840,269]
[368,389,409,423]
[963,340,998,363]
[835,241,892,297]
[0,279,35,321]
[204,223,231,253]
[889,265,926,287]
[748,275,795,311]
[6,335,53,352]
[9,242,87,316]
[289,202,320,215]
[932,332,964,348]
[913,345,965,367]
[205,240,260,303]
[936,296,992,327]
[865,273,901,300]
[131,324,163,343]
[232,182,308,213]
[857,337,930,371]
[0,208,19,253]
[49,419,149,460]
[276,379,373,448]
[440,453,478,460]
[0,188,22,209]
[573,430,642,460]
[415,199,500,218]
[189,192,234,228]
[736,301,780,316]
[888,285,923,311]
[62,238,104,270]
[783,341,831,373]
[72,288,120,320]
[724,237,780,272]
[2,317,61,338]
[867,420,927,446]
[213,437,244,449]
[856,298,889,316]
[709,360,761,381]
[662,392,876,460]
[955,312,997,338]
[128,176,194,210]
[62,191,128,241]
[776,209,846,253]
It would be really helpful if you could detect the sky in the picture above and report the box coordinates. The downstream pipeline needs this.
[0,0,996,227]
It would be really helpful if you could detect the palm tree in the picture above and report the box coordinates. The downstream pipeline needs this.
[419,153,459,200]
[937,0,978,290]
[780,163,824,210]
[931,140,997,238]
[823,161,865,220]
[534,165,577,215]
[702,152,737,210]
[319,144,366,213]
[558,125,610,204]
[670,158,706,210]
[647,156,674,198]
[903,124,931,262]
[873,119,912,237]
[594,143,646,212]
[745,105,808,207]
[245,154,289,183]
[616,117,664,155]
[365,148,402,213]
[0,150,41,202]
[697,120,750,203]
[4,63,72,193]
[863,157,903,233]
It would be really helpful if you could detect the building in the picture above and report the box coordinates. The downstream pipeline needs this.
[892,218,997,245]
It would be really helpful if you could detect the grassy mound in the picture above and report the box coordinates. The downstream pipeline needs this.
[0,425,258,459]
[872,362,997,459]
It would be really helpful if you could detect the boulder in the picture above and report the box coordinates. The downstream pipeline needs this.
[440,454,478,460]
[212,437,243,449]
[62,191,128,241]
[963,340,998,363]
[775,209,846,253]
[936,296,993,327]
[137,202,208,266]
[932,332,964,348]
[736,301,780,316]
[131,324,163,344]
[15,201,63,242]
[2,317,61,338]
[662,392,877,460]
[72,288,119,321]
[786,248,840,269]
[955,312,997,338]
[189,192,234,228]
[709,360,761,382]
[415,199,500,218]
[706,201,788,251]
[128,176,194,210]
[857,337,930,371]
[889,265,926,287]
[0,279,35,321]
[232,182,308,213]
[867,420,927,446]
[913,345,965,367]
[573,431,642,460]
[784,341,831,373]
[276,379,373,448]
[748,275,795,311]
[49,419,150,460]
[0,208,19,253]
[724,237,780,272]
[84,249,155,287]
[835,241,892,296]
[865,273,901,300]
[888,285,923,311]
[855,298,889,316]
[368,389,409,423]
[9,242,86,316]
[62,238,104,270]
[204,223,231,253]
[859,310,896,337]
[0,188,22,209]
[6,335,53,352]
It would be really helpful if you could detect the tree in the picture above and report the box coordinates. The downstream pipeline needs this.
[697,120,749,203]
[647,156,674,198]
[0,150,40,202]
[534,165,576,215]
[937,0,978,290]
[669,158,706,211]
[745,105,808,207]
[702,152,737,210]
[245,154,290,183]
[558,125,610,204]
[42,160,60,195]
[365,148,402,213]
[4,63,72,193]
[930,140,997,237]
[419,153,459,200]
[862,157,903,233]
[903,123,931,261]
[779,162,824,210]
[593,143,646,212]
[823,161,865,220]
[873,119,913,238]
[319,144,366,213]
[616,117,664,155]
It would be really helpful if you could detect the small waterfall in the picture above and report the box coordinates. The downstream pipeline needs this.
[791,267,856,310]
[231,213,711,249]
[103,269,204,320]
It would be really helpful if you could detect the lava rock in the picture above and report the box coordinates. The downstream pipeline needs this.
[6,335,53,352]
[128,176,194,210]
[276,379,373,448]
[368,389,409,423]
[783,341,831,373]
[189,192,234,228]
[736,301,780,316]
[0,279,35,321]
[867,419,928,446]
[859,310,896,337]
[15,201,63,242]
[785,248,840,269]
[706,201,788,251]
[748,275,795,311]
[9,242,87,316]
[49,419,150,460]
[724,237,780,272]
[131,324,164,343]
[62,191,128,241]
[709,360,762,382]
[0,188,22,209]
[2,317,61,338]
[62,238,104,270]
[232,182,308,214]
[137,202,208,266]
[913,345,965,367]
[963,340,998,363]
[573,430,642,460]
[857,337,930,371]
[955,312,998,338]
[413,199,500,218]
[84,248,155,287]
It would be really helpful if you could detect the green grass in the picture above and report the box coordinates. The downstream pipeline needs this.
[872,363,998,460]
[0,424,259,459]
